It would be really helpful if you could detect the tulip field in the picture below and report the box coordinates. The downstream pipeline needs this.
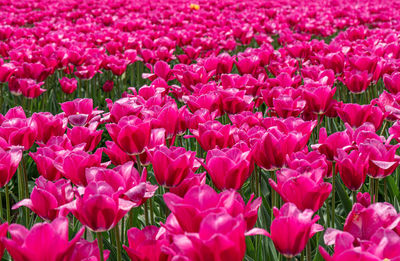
[3,0,400,260]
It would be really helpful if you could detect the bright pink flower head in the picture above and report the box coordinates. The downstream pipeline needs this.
[54,149,105,186]
[302,85,336,115]
[32,112,67,144]
[0,63,16,83]
[344,70,371,94]
[150,102,179,139]
[254,119,315,170]
[311,128,352,161]
[337,103,383,129]
[167,212,248,261]
[359,139,400,179]
[164,185,261,232]
[287,151,332,178]
[266,203,323,258]
[219,88,254,114]
[0,110,37,150]
[169,172,207,197]
[344,202,400,241]
[0,147,22,187]
[103,141,133,166]
[62,181,135,232]
[66,239,110,261]
[383,72,400,94]
[102,80,114,92]
[61,98,102,127]
[106,116,151,155]
[2,217,84,261]
[205,146,253,190]
[67,123,103,152]
[335,149,369,191]
[13,176,73,221]
[114,162,158,206]
[30,146,65,181]
[269,168,332,211]
[189,120,236,151]
[123,226,170,261]
[150,145,196,188]
[59,77,78,94]
[320,52,345,74]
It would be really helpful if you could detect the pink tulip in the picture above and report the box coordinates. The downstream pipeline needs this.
[164,185,261,232]
[0,147,22,187]
[62,181,135,232]
[123,226,170,261]
[335,149,369,191]
[102,80,114,92]
[66,239,110,261]
[266,203,323,258]
[106,116,151,155]
[67,122,103,151]
[2,217,84,261]
[61,98,103,127]
[343,70,371,94]
[204,146,253,190]
[189,120,236,151]
[59,77,78,94]
[13,176,73,221]
[384,72,400,94]
[359,138,400,178]
[149,145,196,188]
[32,112,67,143]
[54,149,105,186]
[269,168,332,211]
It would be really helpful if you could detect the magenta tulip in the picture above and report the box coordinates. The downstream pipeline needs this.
[266,203,323,258]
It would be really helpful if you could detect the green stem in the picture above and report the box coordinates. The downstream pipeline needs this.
[135,155,142,174]
[5,184,10,223]
[149,198,154,225]
[306,242,311,261]
[384,178,388,202]
[97,232,104,261]
[375,179,379,202]
[114,225,122,261]
[144,201,149,226]
[352,190,357,205]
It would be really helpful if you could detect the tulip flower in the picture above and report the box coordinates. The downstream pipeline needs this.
[265,203,323,258]
[54,149,106,186]
[344,201,400,241]
[335,149,369,191]
[62,181,135,232]
[123,226,170,261]
[32,112,67,143]
[343,70,371,93]
[189,120,236,151]
[149,145,196,188]
[0,112,37,150]
[61,98,103,127]
[269,168,332,211]
[13,176,73,221]
[164,185,261,232]
[359,138,400,178]
[2,217,84,261]
[106,116,151,156]
[384,72,400,94]
[311,127,353,160]
[66,239,110,261]
[67,122,103,151]
[102,80,114,92]
[59,77,78,94]
[204,146,253,190]
[0,147,22,187]
[302,85,336,115]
